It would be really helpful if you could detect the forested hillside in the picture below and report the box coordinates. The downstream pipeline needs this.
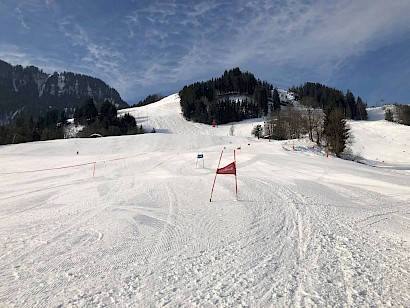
[179,68,276,125]
[290,82,367,120]
[179,69,368,126]
[0,99,141,145]
[0,60,128,124]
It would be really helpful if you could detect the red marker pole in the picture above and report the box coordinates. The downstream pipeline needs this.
[234,149,238,199]
[210,149,224,202]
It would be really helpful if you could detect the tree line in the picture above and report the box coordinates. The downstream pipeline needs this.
[0,109,66,145]
[131,93,165,107]
[0,98,142,145]
[179,69,369,158]
[252,83,368,157]
[74,98,142,137]
[252,104,350,157]
[290,82,367,120]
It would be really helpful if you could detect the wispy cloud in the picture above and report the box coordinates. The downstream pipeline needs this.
[213,0,410,73]
[1,0,409,103]
[58,20,128,88]
[14,7,31,30]
[125,11,139,38]
[124,0,410,86]
[0,44,67,74]
[0,44,30,65]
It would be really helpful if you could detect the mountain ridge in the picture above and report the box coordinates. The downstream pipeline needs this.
[0,60,128,123]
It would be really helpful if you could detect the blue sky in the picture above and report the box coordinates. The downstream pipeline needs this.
[0,0,409,105]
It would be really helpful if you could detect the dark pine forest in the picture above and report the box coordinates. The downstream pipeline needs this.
[179,68,367,126]
[179,68,274,125]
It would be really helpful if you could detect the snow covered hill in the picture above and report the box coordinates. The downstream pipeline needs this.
[0,95,409,307]
[118,93,264,137]
[348,107,410,169]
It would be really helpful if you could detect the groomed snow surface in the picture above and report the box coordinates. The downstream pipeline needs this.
[1,95,409,307]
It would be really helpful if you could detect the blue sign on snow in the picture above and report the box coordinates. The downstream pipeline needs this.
[197,154,204,158]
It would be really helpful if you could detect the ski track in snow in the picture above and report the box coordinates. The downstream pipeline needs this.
[0,96,409,307]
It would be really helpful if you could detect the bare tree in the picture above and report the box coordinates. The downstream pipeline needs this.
[304,107,324,144]
[312,109,325,145]
[385,109,394,122]
[286,106,304,139]
[264,112,276,139]
[272,110,289,140]
[264,103,324,143]
[397,104,410,125]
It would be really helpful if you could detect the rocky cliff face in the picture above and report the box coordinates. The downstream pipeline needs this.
[0,60,128,123]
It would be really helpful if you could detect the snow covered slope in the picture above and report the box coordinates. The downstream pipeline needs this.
[118,93,264,137]
[349,107,410,169]
[0,95,409,307]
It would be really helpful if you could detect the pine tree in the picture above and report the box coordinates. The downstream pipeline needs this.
[356,96,367,120]
[82,98,98,123]
[75,98,98,124]
[45,109,59,128]
[99,100,117,124]
[272,88,281,111]
[324,107,350,157]
[60,110,68,125]
[345,90,356,119]
[252,124,262,139]
[119,113,137,134]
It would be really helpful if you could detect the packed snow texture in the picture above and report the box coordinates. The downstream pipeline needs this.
[0,95,409,307]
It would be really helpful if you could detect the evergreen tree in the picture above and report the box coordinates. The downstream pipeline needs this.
[133,93,164,107]
[300,96,319,108]
[45,109,59,128]
[75,98,98,124]
[119,113,137,134]
[324,107,350,157]
[262,88,268,116]
[13,115,31,143]
[356,96,367,120]
[82,98,98,123]
[73,106,81,123]
[32,128,41,141]
[99,100,118,127]
[0,125,13,144]
[252,124,263,139]
[272,88,281,111]
[60,110,68,125]
[345,90,356,119]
